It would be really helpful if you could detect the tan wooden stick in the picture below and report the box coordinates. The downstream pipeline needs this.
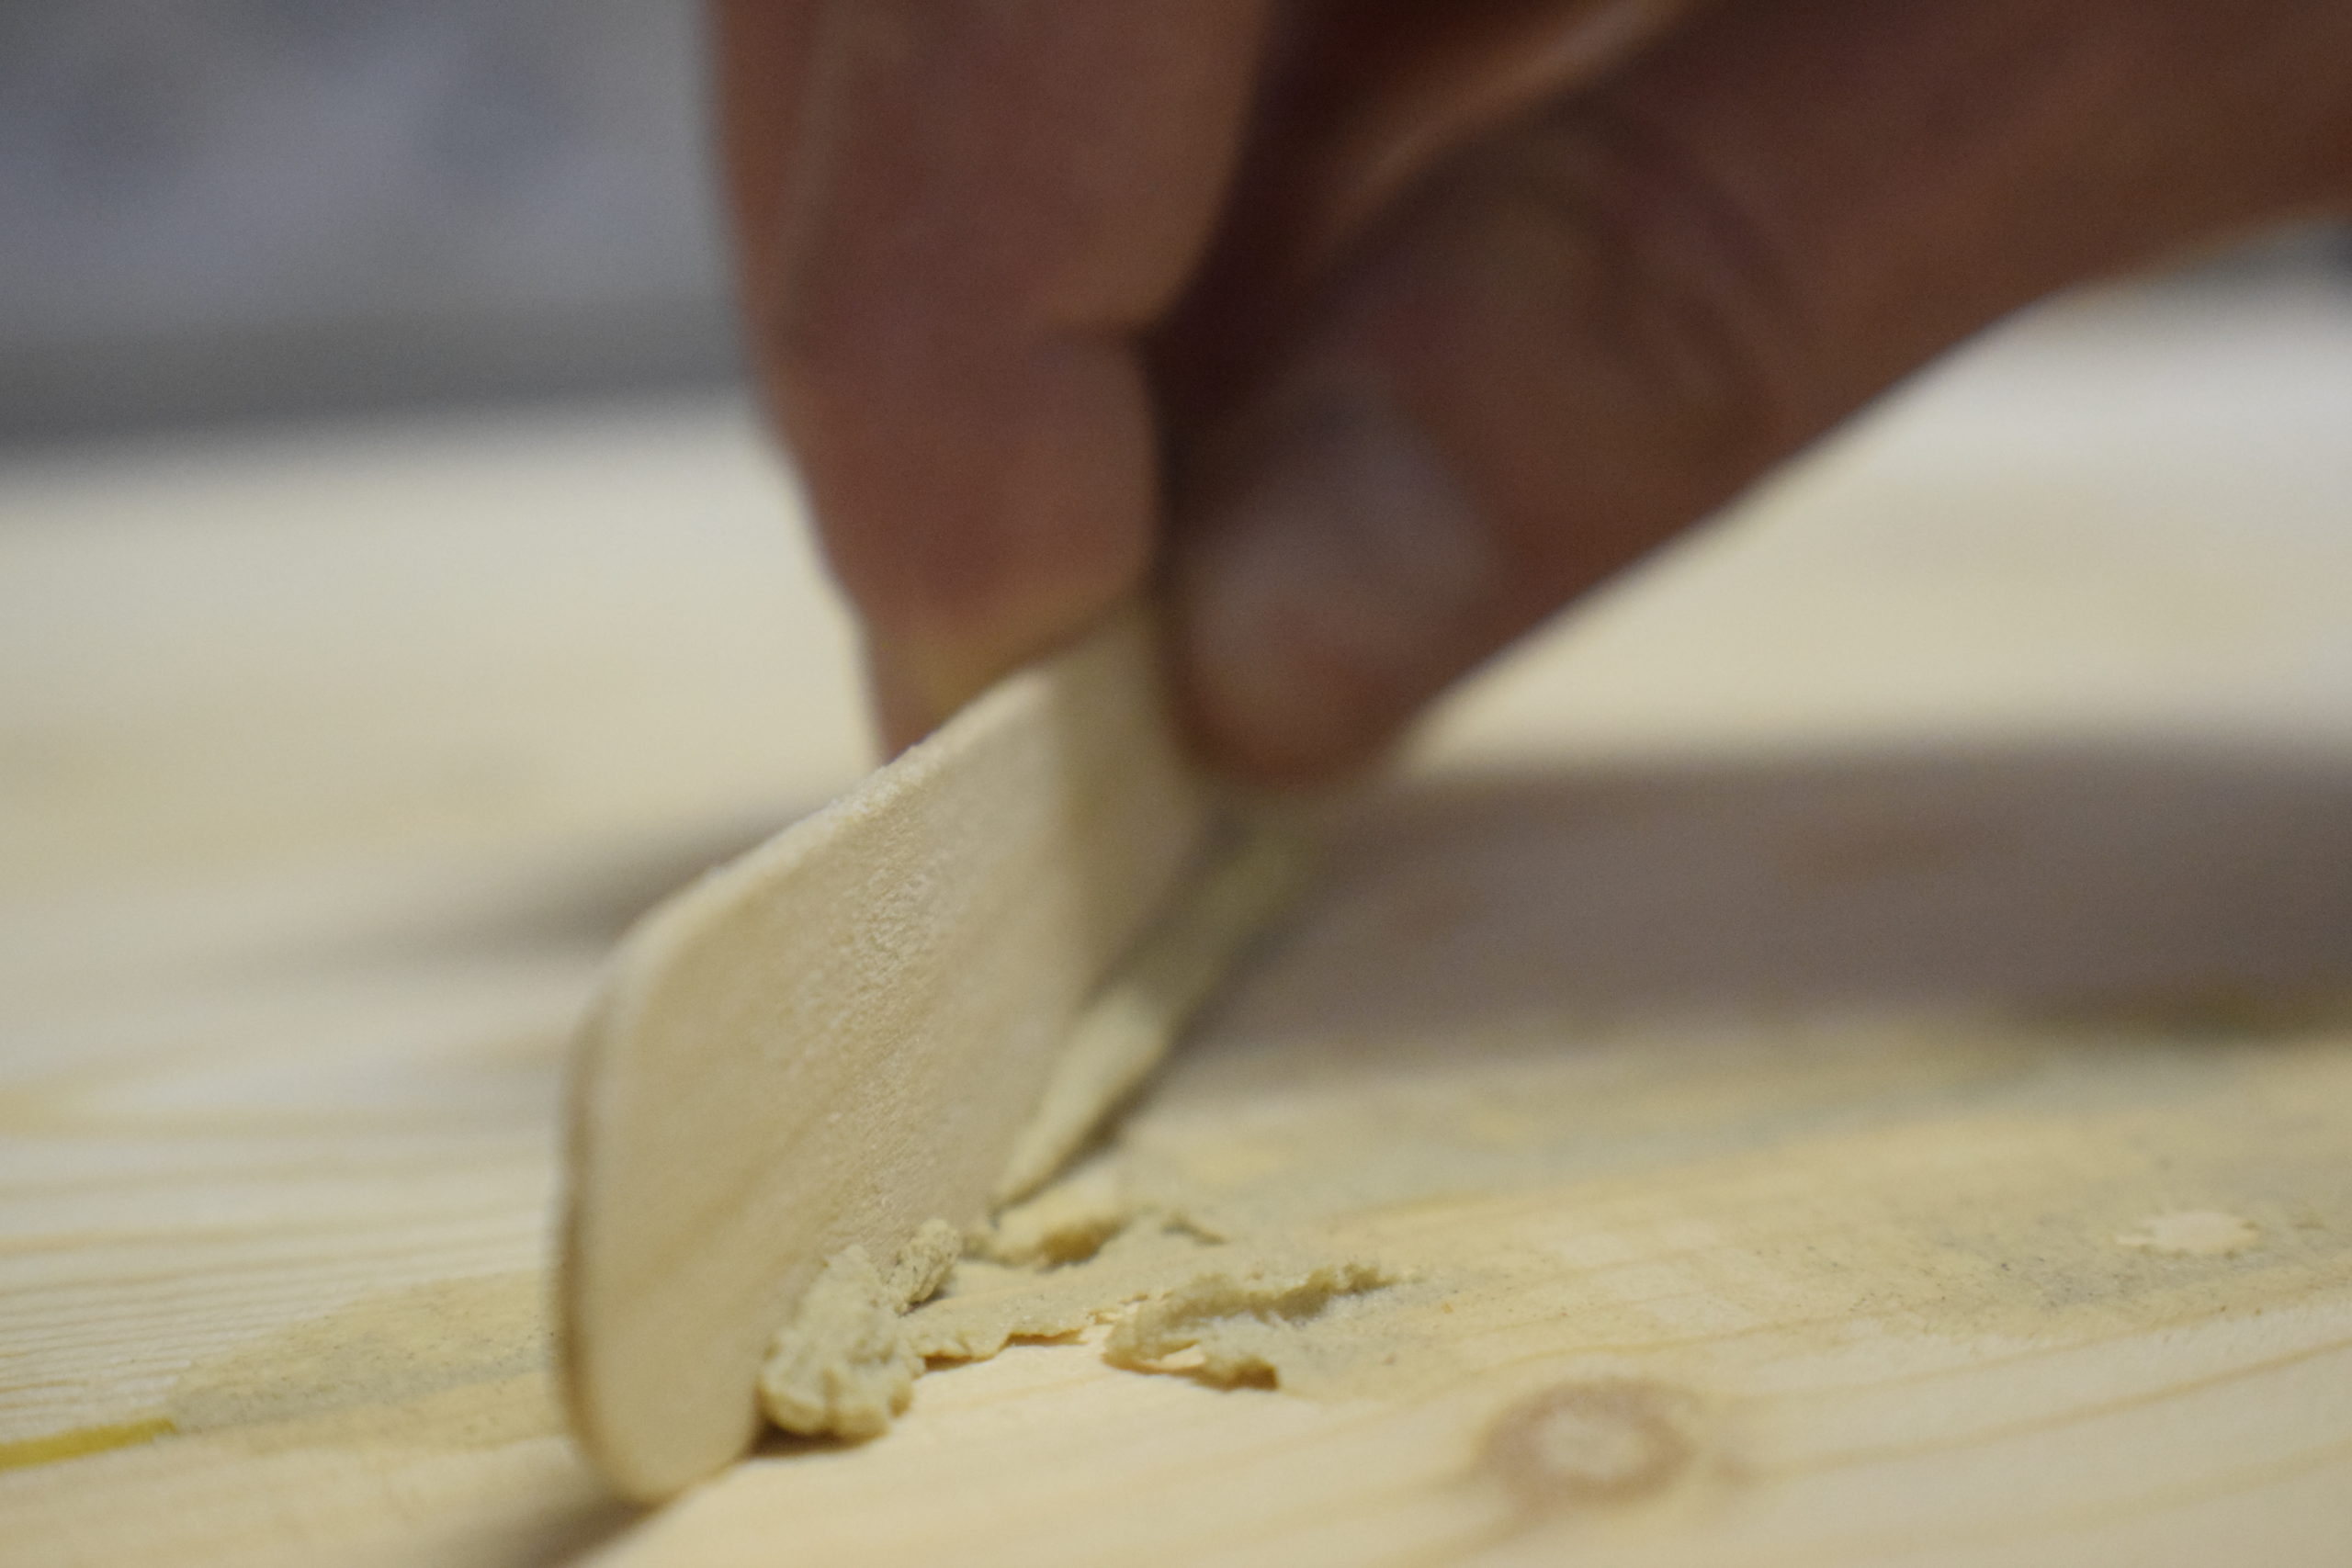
[557,611,1265,1501]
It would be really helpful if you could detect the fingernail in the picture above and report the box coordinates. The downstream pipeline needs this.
[1176,387,1500,780]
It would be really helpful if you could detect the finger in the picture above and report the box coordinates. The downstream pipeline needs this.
[1160,0,1714,418]
[712,1,828,314]
[719,0,1269,748]
[1169,0,2352,781]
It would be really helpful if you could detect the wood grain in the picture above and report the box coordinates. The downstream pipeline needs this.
[590,742,2352,1567]
[6,294,2352,1566]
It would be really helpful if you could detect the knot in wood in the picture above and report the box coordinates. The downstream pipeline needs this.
[1485,1378,1702,1510]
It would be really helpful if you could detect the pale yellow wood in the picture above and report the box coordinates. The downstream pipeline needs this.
[581,739,2352,1567]
[0,397,869,900]
[6,291,2352,1567]
[0,400,861,1567]
[562,610,1217,1501]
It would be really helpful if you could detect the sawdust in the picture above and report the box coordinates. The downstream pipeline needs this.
[900,1167,1216,1362]
[752,818,1349,1445]
[757,1220,961,1440]
[756,1166,1409,1441]
[2116,1210,2262,1257]
[170,1271,555,1456]
[1103,1258,1400,1386]
[910,1197,1406,1393]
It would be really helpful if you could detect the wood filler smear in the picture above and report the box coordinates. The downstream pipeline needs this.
[757,1221,962,1440]
[758,1167,1406,1440]
[754,818,1409,1442]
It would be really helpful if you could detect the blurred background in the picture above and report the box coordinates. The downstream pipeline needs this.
[4,0,2351,450]
[0,0,737,446]
[6,0,2352,915]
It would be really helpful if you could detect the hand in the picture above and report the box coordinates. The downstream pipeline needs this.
[715,0,2352,781]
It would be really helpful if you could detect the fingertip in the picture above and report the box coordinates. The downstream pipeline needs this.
[797,342,1161,760]
[862,589,1121,758]
[1170,384,1507,785]
[859,633,947,760]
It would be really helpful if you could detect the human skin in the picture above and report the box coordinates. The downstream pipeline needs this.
[714,1,2352,783]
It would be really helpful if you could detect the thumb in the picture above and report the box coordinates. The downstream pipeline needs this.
[1168,0,2352,781]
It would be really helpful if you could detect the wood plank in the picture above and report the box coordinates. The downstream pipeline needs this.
[0,951,611,1568]
[13,750,2352,1563]
[6,295,2352,1566]
[583,742,2352,1567]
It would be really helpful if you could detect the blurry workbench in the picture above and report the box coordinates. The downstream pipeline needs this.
[6,288,2352,1566]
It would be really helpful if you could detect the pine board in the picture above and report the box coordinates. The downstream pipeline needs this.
[6,295,2352,1565]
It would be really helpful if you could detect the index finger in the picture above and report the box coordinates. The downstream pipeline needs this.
[715,0,1272,746]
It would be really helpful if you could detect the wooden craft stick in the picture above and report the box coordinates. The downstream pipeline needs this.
[559,611,1250,1501]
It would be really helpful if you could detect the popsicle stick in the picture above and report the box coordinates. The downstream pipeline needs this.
[559,612,1218,1502]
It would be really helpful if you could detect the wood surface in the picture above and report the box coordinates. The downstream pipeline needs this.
[6,293,2352,1566]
